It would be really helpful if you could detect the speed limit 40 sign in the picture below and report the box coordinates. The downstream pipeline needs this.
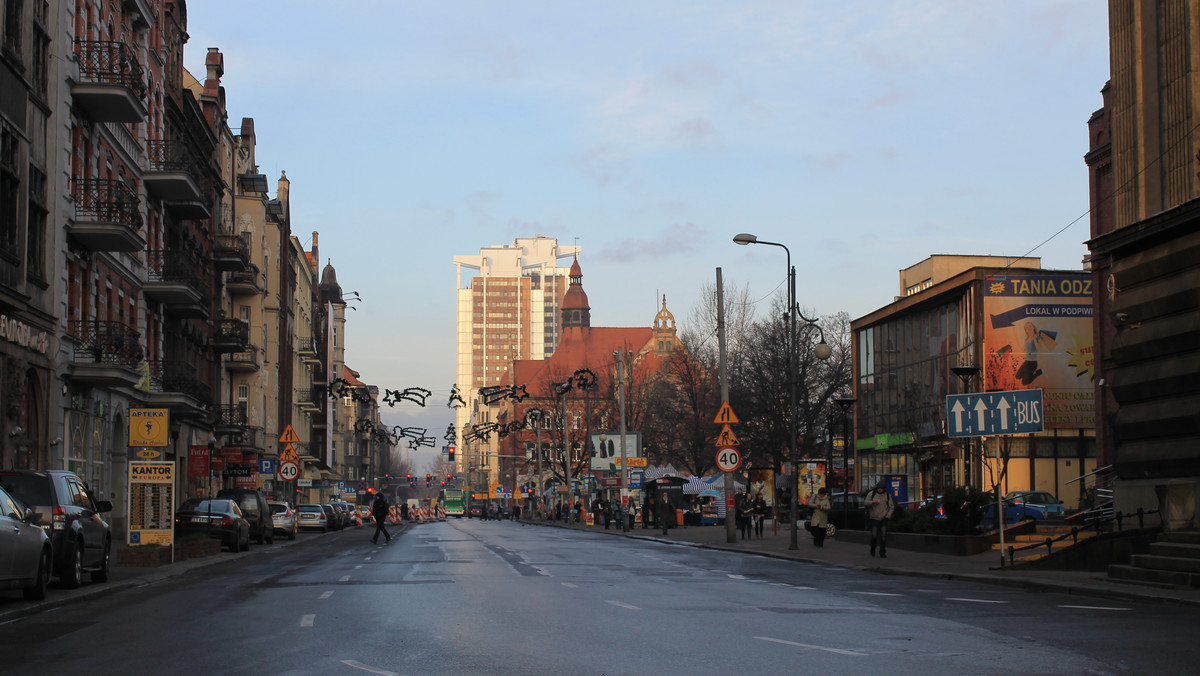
[715,446,742,472]
[279,460,300,481]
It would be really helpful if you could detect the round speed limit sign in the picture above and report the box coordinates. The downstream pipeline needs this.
[279,460,300,481]
[715,446,742,472]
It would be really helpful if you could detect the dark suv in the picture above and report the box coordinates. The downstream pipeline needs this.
[215,488,274,544]
[0,469,113,588]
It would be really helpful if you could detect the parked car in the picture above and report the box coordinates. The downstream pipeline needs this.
[0,485,53,600]
[175,499,249,552]
[468,504,483,518]
[981,497,1047,529]
[216,488,274,544]
[826,491,867,530]
[0,469,112,588]
[297,504,328,532]
[1005,491,1066,518]
[269,501,298,540]
[332,501,358,528]
[321,503,342,530]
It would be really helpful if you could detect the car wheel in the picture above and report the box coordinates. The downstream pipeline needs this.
[23,548,51,601]
[91,539,111,583]
[321,525,327,533]
[289,524,297,541]
[61,539,84,589]
[266,528,274,545]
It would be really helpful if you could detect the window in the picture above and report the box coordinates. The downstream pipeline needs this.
[3,0,22,57]
[237,385,249,401]
[26,165,46,281]
[0,127,18,256]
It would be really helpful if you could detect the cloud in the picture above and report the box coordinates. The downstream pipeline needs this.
[864,89,915,112]
[672,117,719,148]
[593,223,709,261]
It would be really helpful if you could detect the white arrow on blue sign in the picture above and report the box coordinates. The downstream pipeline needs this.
[946,389,1044,438]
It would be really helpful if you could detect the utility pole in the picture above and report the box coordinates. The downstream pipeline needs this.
[717,268,736,544]
[617,347,629,531]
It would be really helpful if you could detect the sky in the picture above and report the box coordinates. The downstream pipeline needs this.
[184,1,1110,472]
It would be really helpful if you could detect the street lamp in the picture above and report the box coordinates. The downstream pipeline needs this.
[834,396,856,530]
[734,232,833,550]
[207,433,218,525]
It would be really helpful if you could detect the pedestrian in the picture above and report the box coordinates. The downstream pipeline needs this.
[752,494,767,538]
[370,493,391,544]
[736,492,751,540]
[574,499,583,523]
[657,495,672,535]
[807,487,831,547]
[400,503,409,521]
[643,498,654,529]
[865,483,895,557]
[513,504,521,521]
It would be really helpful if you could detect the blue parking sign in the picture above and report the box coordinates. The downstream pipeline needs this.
[260,459,275,474]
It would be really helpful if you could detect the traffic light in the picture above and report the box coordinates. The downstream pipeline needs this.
[446,473,451,481]
[406,473,412,487]
[447,446,455,462]
[426,473,432,487]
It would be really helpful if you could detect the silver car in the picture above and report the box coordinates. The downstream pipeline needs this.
[0,485,53,600]
[269,501,298,540]
[297,504,328,532]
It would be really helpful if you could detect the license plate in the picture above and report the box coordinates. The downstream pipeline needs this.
[191,517,208,523]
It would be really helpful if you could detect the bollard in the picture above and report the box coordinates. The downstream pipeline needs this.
[1044,537,1054,556]
[1137,507,1145,529]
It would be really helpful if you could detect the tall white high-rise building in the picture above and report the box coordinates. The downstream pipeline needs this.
[452,236,580,482]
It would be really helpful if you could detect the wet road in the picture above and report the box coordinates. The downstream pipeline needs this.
[1,519,1194,675]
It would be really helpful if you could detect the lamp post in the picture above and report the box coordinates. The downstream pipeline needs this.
[834,396,856,530]
[951,365,981,491]
[207,433,218,526]
[734,233,833,550]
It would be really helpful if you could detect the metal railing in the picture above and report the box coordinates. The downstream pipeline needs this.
[146,360,211,401]
[215,232,250,260]
[1003,506,1161,567]
[214,319,250,346]
[146,249,207,292]
[73,40,147,99]
[214,404,248,428]
[71,178,143,230]
[68,320,144,366]
[225,345,260,368]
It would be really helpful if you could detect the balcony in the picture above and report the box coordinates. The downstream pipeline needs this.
[225,265,263,296]
[144,140,206,208]
[71,40,148,122]
[214,403,248,432]
[143,250,208,317]
[223,345,261,372]
[238,172,268,193]
[226,427,264,452]
[297,337,321,364]
[296,388,323,414]
[211,319,249,353]
[69,179,145,252]
[143,360,211,420]
[266,199,284,222]
[213,233,250,272]
[66,320,144,389]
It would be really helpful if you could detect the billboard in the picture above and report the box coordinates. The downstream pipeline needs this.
[983,273,1094,429]
[589,432,641,471]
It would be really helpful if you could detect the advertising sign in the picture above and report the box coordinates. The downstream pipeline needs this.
[983,273,1094,428]
[128,462,174,547]
[748,468,775,509]
[188,445,209,477]
[589,432,642,471]
[128,408,170,447]
[797,462,827,506]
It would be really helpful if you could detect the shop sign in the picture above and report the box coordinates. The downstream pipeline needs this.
[0,313,51,355]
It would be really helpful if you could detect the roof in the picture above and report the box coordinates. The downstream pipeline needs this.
[509,326,655,398]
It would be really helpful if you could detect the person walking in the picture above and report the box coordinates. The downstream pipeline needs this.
[807,487,831,547]
[370,493,391,544]
[865,483,895,557]
[752,494,767,538]
[736,491,751,540]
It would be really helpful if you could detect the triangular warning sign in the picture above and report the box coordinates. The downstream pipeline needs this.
[716,424,740,446]
[713,401,739,425]
[279,424,300,444]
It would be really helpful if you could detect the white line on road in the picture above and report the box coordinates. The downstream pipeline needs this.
[756,636,867,656]
[561,582,578,588]
[1058,605,1132,611]
[300,614,315,627]
[364,557,371,561]
[318,591,334,600]
[727,574,748,579]
[339,575,351,582]
[354,565,363,569]
[852,591,903,597]
[341,660,399,675]
[606,600,641,610]
[946,597,1008,604]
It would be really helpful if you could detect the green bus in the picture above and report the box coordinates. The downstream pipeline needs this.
[440,488,464,517]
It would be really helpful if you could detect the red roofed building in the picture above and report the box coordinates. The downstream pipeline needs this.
[475,258,684,506]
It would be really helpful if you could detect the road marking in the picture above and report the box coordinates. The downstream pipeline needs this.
[300,614,315,627]
[756,636,867,656]
[339,575,351,582]
[727,574,748,580]
[364,557,372,561]
[1058,604,1131,611]
[355,565,363,570]
[606,600,641,610]
[318,591,334,600]
[946,597,1007,604]
[561,582,578,588]
[852,591,903,597]
[341,660,399,675]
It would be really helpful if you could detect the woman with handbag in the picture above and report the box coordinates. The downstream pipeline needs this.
[808,487,832,547]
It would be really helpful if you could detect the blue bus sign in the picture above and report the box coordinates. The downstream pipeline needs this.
[946,389,1044,438]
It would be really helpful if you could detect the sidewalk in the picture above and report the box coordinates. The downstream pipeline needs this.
[530,516,1200,607]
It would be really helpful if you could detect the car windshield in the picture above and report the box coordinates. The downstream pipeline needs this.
[270,503,289,514]
[299,505,323,513]
[179,499,234,513]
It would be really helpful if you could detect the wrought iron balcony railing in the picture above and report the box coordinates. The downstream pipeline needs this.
[146,249,207,292]
[214,233,251,269]
[214,318,250,345]
[71,178,143,230]
[68,320,144,366]
[215,403,248,429]
[146,360,211,402]
[73,40,147,99]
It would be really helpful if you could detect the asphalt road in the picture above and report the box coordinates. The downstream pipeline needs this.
[1,519,1195,675]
